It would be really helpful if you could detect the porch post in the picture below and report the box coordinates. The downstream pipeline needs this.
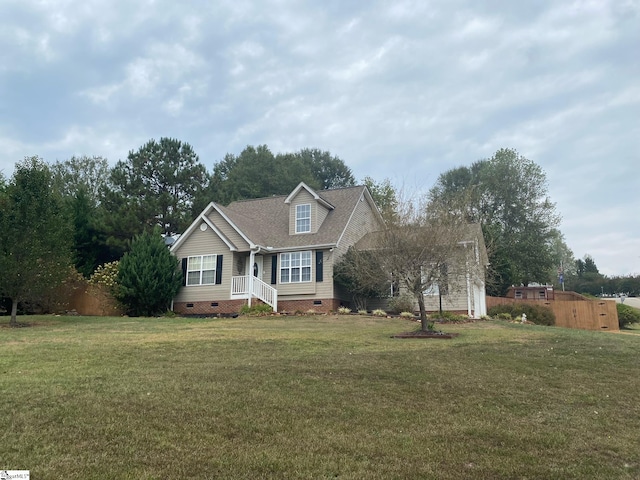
[248,249,255,307]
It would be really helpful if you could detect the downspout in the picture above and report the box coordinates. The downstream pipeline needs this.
[466,255,472,317]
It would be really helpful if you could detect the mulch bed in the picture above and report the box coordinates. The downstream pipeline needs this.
[392,330,460,339]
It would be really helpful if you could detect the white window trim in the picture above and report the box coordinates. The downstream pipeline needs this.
[186,254,217,286]
[280,251,312,283]
[423,283,440,296]
[295,204,311,234]
[421,264,449,296]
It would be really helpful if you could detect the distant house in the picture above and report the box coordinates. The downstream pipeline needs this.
[506,285,555,301]
[170,182,384,314]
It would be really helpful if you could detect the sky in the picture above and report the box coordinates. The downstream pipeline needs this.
[1,0,638,276]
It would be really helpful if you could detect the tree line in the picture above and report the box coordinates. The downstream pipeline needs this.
[51,140,356,274]
[563,255,640,298]
[1,140,624,325]
[0,141,356,324]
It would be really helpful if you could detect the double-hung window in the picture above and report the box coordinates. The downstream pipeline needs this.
[295,204,311,233]
[421,264,448,296]
[280,251,312,283]
[187,254,216,286]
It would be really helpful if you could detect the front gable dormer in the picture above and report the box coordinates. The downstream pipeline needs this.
[284,182,334,235]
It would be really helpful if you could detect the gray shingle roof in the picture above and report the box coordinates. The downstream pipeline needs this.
[217,185,368,250]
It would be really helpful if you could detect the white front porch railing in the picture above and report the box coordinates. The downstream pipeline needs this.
[231,275,277,312]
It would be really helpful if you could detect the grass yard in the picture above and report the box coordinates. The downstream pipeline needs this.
[1,314,639,479]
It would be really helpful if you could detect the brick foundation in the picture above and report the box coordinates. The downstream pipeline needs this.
[173,299,248,316]
[173,298,343,316]
[277,298,342,314]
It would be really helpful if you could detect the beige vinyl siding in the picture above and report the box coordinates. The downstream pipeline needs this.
[233,254,247,276]
[289,189,318,235]
[335,193,383,257]
[173,226,233,303]
[328,193,381,303]
[315,202,330,230]
[421,272,471,311]
[316,249,335,299]
[207,210,251,250]
[395,246,486,315]
[278,283,317,296]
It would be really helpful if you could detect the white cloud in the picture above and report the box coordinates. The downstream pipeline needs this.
[0,0,638,275]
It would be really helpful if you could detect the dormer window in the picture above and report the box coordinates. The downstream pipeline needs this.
[296,204,311,233]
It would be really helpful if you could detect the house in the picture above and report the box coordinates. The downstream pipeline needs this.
[421,224,489,318]
[170,182,384,315]
[356,223,489,318]
[506,284,555,301]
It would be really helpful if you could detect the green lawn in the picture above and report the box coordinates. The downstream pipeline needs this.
[1,315,639,479]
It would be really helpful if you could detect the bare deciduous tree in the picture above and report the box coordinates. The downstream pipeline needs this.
[357,189,469,331]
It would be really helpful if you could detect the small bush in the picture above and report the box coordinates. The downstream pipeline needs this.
[89,261,120,294]
[337,306,352,314]
[436,311,469,322]
[358,309,368,315]
[372,309,387,317]
[400,311,415,319]
[306,309,317,315]
[487,304,555,326]
[496,312,512,320]
[617,303,640,328]
[240,304,273,316]
[388,295,415,314]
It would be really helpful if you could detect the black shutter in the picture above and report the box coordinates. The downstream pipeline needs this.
[181,258,187,286]
[271,255,277,284]
[215,255,223,284]
[316,251,323,282]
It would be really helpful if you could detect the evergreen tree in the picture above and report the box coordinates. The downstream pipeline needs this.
[70,187,114,277]
[116,228,182,316]
[51,155,120,273]
[102,138,209,251]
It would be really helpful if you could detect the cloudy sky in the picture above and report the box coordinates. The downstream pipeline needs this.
[1,0,638,276]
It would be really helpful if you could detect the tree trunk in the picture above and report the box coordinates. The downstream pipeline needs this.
[10,298,18,327]
[417,293,429,331]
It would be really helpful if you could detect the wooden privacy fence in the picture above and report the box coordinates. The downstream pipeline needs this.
[68,284,124,316]
[486,295,619,331]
